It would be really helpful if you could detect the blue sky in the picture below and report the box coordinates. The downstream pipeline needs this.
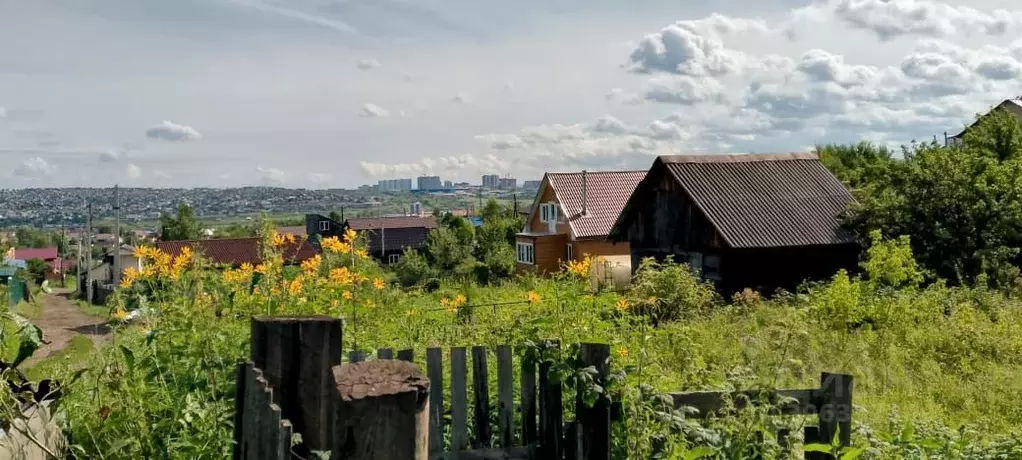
[1,0,1021,188]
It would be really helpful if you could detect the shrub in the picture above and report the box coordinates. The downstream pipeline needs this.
[628,256,717,325]
[394,248,435,287]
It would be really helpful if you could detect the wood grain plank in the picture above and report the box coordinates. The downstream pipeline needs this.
[496,345,514,448]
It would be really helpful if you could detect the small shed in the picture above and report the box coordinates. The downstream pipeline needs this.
[609,153,860,297]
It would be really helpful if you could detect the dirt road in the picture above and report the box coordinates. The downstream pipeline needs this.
[21,289,110,368]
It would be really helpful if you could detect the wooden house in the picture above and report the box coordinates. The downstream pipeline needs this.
[515,170,645,276]
[305,213,438,265]
[608,153,860,297]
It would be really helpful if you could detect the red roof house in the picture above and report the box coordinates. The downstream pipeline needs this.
[13,247,58,262]
[154,237,317,267]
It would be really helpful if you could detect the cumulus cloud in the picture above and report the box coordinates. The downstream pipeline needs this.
[359,103,390,117]
[145,121,202,141]
[643,75,728,104]
[127,164,142,179]
[812,0,1019,40]
[15,157,53,177]
[605,88,643,104]
[99,150,121,163]
[357,58,381,70]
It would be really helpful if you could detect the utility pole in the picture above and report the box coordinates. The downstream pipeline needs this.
[85,201,93,303]
[113,184,121,288]
[59,224,66,287]
[75,229,82,295]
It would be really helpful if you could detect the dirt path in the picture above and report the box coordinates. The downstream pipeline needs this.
[22,289,111,368]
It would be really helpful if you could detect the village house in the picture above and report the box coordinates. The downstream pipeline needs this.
[6,247,71,280]
[515,170,645,280]
[945,98,1022,146]
[86,245,141,287]
[305,213,438,265]
[609,153,860,297]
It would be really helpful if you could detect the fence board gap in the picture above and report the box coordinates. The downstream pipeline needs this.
[398,348,415,362]
[451,347,468,453]
[377,348,394,360]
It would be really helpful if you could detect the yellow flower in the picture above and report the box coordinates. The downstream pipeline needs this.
[271,232,287,247]
[616,346,629,358]
[454,294,467,307]
[285,233,297,244]
[301,254,322,274]
[239,262,254,273]
[355,248,369,259]
[342,290,353,300]
[287,276,304,296]
[527,291,541,304]
[112,308,129,322]
[343,228,358,244]
[614,298,629,312]
[406,308,417,317]
[330,267,355,286]
[373,278,385,290]
[363,299,375,309]
[321,236,351,254]
[254,263,269,275]
[441,297,456,313]
[647,296,658,304]
[120,267,138,288]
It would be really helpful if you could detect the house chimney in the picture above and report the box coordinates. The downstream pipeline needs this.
[580,170,588,216]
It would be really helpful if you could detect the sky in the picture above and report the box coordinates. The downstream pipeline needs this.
[2,0,1021,188]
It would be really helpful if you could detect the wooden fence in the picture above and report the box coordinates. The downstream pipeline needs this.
[233,316,852,460]
[233,317,611,460]
[669,372,854,459]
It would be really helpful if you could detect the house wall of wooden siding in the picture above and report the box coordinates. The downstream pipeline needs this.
[621,170,722,254]
[516,234,567,274]
[573,240,630,261]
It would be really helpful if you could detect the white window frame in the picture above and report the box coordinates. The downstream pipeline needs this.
[318,221,330,231]
[566,243,573,262]
[388,254,401,265]
[516,242,535,264]
[539,202,559,223]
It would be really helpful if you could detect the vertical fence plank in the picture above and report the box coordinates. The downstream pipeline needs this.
[521,356,537,447]
[804,426,821,460]
[472,346,491,449]
[451,347,468,453]
[263,402,282,460]
[398,348,415,362]
[278,420,293,460]
[242,366,263,459]
[233,362,249,460]
[539,342,562,460]
[377,348,394,360]
[496,345,515,448]
[577,343,611,460]
[349,350,366,363]
[426,347,445,457]
[818,373,853,454]
[254,376,273,460]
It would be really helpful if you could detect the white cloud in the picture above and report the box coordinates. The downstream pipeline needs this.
[359,103,390,117]
[99,150,121,163]
[605,88,643,104]
[357,58,381,70]
[145,121,202,142]
[453,92,472,104]
[257,166,285,184]
[642,75,728,104]
[15,157,53,177]
[127,163,142,179]
[804,0,1020,40]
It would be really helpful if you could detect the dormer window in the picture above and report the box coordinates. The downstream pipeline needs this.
[539,203,558,223]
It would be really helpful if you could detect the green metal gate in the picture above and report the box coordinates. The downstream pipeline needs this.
[8,275,25,306]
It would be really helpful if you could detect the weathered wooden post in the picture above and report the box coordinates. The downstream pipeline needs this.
[331,360,430,460]
[576,343,611,460]
[817,373,853,456]
[248,316,343,455]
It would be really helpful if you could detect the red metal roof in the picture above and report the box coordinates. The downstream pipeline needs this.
[345,216,438,230]
[154,237,317,267]
[13,247,58,261]
[658,153,856,248]
[547,171,647,239]
[276,226,307,237]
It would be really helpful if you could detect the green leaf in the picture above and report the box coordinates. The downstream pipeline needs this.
[900,422,915,442]
[684,446,715,459]
[803,443,833,453]
[840,447,865,460]
[120,345,136,372]
[6,313,42,368]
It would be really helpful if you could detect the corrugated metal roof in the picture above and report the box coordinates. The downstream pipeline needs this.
[346,216,438,230]
[548,170,647,239]
[661,153,856,248]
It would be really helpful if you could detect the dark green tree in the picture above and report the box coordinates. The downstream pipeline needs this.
[845,108,1022,288]
[328,211,343,223]
[159,202,202,241]
[25,258,48,284]
[424,227,474,273]
[817,141,895,190]
[481,198,504,222]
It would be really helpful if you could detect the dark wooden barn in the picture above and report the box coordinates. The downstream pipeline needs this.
[608,153,860,297]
